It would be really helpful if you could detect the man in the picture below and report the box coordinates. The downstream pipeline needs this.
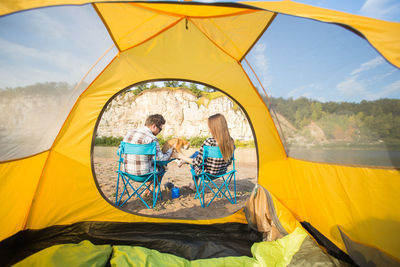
[123,114,172,193]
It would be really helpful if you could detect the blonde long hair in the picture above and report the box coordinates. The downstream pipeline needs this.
[208,113,234,161]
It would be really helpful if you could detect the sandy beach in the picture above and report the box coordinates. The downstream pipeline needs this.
[93,147,258,219]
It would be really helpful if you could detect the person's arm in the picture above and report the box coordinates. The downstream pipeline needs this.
[177,153,194,164]
[155,141,172,161]
[183,137,213,166]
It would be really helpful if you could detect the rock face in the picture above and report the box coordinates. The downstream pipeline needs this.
[97,88,253,140]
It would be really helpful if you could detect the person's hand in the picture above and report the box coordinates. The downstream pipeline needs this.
[171,150,180,159]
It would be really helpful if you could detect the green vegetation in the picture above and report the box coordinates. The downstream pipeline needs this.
[235,140,255,148]
[95,136,171,147]
[128,81,238,108]
[129,81,216,99]
[188,136,208,147]
[94,135,255,148]
[268,96,400,145]
[0,82,76,96]
[94,136,123,146]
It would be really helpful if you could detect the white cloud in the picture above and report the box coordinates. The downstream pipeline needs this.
[360,0,400,21]
[367,69,396,83]
[337,75,367,98]
[287,83,321,99]
[365,79,400,99]
[351,56,384,75]
[335,56,393,100]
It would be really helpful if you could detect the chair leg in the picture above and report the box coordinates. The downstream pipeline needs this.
[117,175,156,209]
[193,176,205,208]
[152,172,166,208]
[120,179,152,209]
[193,177,200,199]
[221,174,235,204]
[117,174,130,206]
[115,172,121,206]
[204,173,236,207]
[233,173,236,204]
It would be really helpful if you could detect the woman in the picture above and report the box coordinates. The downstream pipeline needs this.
[177,113,235,176]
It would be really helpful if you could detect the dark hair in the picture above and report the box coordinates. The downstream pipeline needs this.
[145,114,166,128]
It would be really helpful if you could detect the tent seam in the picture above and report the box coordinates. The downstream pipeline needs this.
[122,17,184,52]
[131,2,258,19]
[243,58,289,154]
[189,18,238,62]
[0,150,49,164]
[238,60,288,158]
[22,150,52,230]
[288,156,400,170]
[195,17,243,57]
[93,3,121,52]
[240,12,277,62]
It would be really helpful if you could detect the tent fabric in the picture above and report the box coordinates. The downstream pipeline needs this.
[284,158,400,260]
[339,228,400,267]
[0,151,49,244]
[0,1,399,265]
[94,2,276,60]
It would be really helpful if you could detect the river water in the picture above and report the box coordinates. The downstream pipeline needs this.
[289,148,400,168]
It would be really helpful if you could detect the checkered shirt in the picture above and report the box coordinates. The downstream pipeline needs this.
[192,137,233,176]
[122,126,172,175]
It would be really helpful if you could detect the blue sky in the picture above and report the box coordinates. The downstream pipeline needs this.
[0,5,115,89]
[290,0,400,22]
[244,12,400,102]
[0,1,399,102]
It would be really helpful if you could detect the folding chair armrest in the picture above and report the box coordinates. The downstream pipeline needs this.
[156,158,175,166]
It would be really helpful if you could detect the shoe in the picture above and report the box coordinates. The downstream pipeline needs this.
[188,182,196,191]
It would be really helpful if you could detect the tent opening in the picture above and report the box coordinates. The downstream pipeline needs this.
[92,80,258,219]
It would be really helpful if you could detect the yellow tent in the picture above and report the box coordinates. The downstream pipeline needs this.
[0,1,399,266]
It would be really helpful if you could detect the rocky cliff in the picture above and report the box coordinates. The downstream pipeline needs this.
[97,88,253,140]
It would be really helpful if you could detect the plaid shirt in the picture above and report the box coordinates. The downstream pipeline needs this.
[192,137,233,176]
[122,126,172,175]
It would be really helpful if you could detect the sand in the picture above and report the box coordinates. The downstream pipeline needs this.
[93,147,258,219]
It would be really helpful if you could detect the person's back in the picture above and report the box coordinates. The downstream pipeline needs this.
[178,113,234,176]
[123,114,172,176]
[192,137,233,176]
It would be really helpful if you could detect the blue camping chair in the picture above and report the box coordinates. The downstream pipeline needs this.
[115,141,173,209]
[190,146,236,208]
